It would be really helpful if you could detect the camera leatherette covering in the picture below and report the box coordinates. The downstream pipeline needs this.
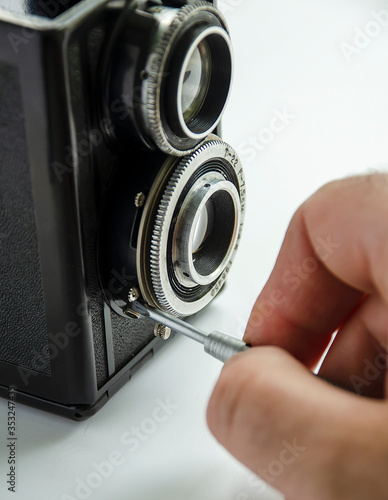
[111,314,156,373]
[0,62,50,374]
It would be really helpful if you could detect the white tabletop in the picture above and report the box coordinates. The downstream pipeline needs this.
[1,0,388,498]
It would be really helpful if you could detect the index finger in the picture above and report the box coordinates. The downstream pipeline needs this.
[244,174,388,368]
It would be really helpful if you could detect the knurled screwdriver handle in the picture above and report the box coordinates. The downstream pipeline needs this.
[204,331,250,362]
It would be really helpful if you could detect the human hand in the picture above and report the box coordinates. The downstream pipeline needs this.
[207,174,388,500]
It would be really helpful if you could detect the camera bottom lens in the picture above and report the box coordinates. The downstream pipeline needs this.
[172,171,240,288]
[137,136,245,317]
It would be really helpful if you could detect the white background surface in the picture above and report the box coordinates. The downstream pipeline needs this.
[2,0,388,498]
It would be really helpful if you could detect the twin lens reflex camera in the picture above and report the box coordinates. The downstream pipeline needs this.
[0,0,245,419]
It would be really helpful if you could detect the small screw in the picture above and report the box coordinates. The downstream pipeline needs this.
[154,323,171,340]
[135,192,146,208]
[128,287,140,303]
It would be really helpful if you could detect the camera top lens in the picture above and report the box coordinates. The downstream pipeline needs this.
[144,3,233,155]
[105,1,233,156]
[181,41,210,126]
[175,26,231,141]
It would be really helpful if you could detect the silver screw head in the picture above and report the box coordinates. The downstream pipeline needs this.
[128,287,140,303]
[154,323,171,340]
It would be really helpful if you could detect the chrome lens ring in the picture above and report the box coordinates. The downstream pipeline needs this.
[176,26,233,140]
[137,136,245,317]
[142,2,233,156]
[172,174,241,287]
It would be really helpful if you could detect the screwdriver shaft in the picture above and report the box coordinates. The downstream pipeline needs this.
[131,302,250,362]
[132,302,208,344]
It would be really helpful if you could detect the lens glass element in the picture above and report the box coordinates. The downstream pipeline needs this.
[181,42,211,125]
[192,199,214,254]
[174,26,232,143]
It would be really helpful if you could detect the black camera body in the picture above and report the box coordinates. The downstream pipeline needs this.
[0,0,245,419]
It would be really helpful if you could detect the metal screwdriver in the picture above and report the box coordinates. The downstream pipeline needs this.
[131,302,250,363]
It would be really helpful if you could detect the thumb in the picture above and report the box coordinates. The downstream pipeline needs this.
[206,347,387,500]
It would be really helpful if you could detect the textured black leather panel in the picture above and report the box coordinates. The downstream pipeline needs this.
[111,312,156,373]
[0,62,50,374]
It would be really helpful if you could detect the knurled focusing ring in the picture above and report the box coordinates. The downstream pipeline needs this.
[136,136,245,317]
[142,2,233,155]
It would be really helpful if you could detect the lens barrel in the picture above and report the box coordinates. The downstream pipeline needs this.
[137,136,245,316]
[104,1,233,155]
[99,136,245,318]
